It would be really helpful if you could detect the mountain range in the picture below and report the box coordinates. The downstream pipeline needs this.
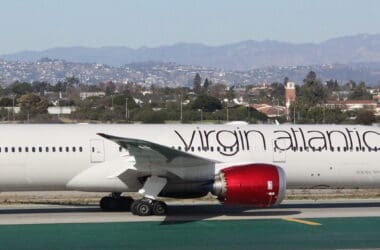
[2,34,380,70]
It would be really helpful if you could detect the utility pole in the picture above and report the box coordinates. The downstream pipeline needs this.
[12,94,15,121]
[180,94,183,123]
[226,103,229,122]
[125,97,128,122]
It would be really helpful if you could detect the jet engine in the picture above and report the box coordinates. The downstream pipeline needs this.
[212,163,286,207]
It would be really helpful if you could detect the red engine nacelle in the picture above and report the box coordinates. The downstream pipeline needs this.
[212,164,286,207]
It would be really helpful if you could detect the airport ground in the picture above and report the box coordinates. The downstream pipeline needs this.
[0,191,379,249]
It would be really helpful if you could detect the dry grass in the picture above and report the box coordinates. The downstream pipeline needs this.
[0,189,379,206]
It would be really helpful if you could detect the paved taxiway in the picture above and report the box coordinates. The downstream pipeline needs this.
[0,200,380,249]
[0,199,379,224]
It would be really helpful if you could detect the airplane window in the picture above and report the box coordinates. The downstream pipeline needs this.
[39,147,42,152]
[337,147,341,152]
[299,147,303,152]
[356,147,359,151]
[91,147,94,153]
[46,147,49,152]
[25,147,29,152]
[11,147,15,153]
[198,146,201,151]
[72,147,76,152]
[331,147,334,152]
[0,147,2,153]
[119,147,122,152]
[229,147,233,152]
[369,148,372,152]
[217,146,220,152]
[177,146,181,151]
[5,147,8,153]
[362,147,365,152]
[18,147,22,152]
[59,147,63,152]
[66,147,69,152]
[79,147,83,152]
[191,146,194,152]
[52,147,56,152]
[210,147,214,152]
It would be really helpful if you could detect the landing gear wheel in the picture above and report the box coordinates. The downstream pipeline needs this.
[152,201,167,216]
[137,201,152,216]
[131,200,141,215]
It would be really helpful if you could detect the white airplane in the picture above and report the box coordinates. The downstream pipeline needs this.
[0,123,379,216]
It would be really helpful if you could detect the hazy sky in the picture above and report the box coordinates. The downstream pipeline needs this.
[1,0,380,54]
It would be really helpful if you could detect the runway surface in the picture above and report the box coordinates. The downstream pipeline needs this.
[0,199,379,224]
[0,200,379,249]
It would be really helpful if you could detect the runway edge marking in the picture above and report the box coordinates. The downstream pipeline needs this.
[282,217,322,226]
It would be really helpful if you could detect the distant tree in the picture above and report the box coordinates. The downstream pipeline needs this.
[326,79,339,91]
[105,81,116,96]
[300,71,327,106]
[193,73,202,94]
[270,82,285,103]
[31,81,49,96]
[349,81,372,100]
[355,110,375,125]
[209,83,226,99]
[9,81,33,96]
[226,86,235,101]
[0,97,13,107]
[283,76,289,86]
[17,93,49,116]
[191,94,222,112]
[203,78,210,94]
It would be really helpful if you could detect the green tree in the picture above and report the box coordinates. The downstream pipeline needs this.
[193,73,202,94]
[9,81,33,96]
[349,81,372,100]
[300,71,327,106]
[17,93,49,116]
[355,110,375,125]
[191,94,222,112]
[203,78,211,94]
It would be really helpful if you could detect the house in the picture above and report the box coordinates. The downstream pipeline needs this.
[251,104,287,118]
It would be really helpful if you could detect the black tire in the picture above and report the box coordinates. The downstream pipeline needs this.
[131,200,140,215]
[152,201,167,216]
[118,197,134,211]
[137,201,152,216]
[100,197,118,211]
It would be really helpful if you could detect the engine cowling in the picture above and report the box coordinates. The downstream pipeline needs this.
[212,164,286,207]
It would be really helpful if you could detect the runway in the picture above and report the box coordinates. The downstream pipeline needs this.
[0,199,379,224]
[0,200,379,249]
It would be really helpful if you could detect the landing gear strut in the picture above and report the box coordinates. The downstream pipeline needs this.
[99,192,134,211]
[131,198,167,216]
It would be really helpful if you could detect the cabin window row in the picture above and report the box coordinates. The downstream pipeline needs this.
[0,146,84,153]
[286,146,378,152]
[174,146,240,152]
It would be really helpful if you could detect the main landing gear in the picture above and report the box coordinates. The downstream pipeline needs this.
[131,198,167,216]
[99,176,169,216]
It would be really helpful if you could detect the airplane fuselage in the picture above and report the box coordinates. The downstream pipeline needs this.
[0,124,379,192]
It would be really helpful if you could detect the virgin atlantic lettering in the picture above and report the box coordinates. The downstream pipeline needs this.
[174,127,380,156]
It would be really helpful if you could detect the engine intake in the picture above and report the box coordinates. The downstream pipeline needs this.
[212,163,286,207]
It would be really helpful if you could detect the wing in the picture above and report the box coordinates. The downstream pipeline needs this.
[97,133,218,170]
